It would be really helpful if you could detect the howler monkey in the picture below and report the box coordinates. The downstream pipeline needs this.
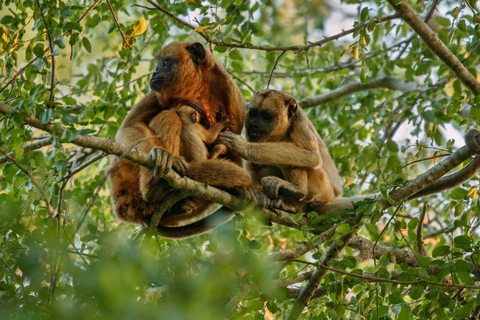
[217,89,342,212]
[109,42,247,236]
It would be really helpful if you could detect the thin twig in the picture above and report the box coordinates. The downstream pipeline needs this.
[463,0,480,24]
[61,151,107,182]
[0,0,102,94]
[0,151,53,217]
[267,51,286,88]
[144,0,399,53]
[226,70,255,94]
[372,205,402,263]
[0,137,53,165]
[417,202,428,256]
[106,0,132,50]
[322,264,480,290]
[35,0,56,107]
[71,0,103,31]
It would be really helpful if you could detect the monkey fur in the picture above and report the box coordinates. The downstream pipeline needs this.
[217,89,342,213]
[109,42,248,236]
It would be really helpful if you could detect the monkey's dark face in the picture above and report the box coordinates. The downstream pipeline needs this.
[246,89,298,142]
[150,42,207,95]
[150,57,177,92]
[246,107,277,142]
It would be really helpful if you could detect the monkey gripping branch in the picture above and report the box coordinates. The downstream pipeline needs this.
[1,101,480,234]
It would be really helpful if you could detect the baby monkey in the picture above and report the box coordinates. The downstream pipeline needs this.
[217,89,342,212]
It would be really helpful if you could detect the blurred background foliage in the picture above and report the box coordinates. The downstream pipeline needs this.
[1,0,480,319]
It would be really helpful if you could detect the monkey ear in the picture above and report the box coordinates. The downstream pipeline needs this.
[187,42,206,65]
[286,98,298,118]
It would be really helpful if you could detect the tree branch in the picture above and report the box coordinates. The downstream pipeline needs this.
[385,0,480,95]
[349,234,418,265]
[416,202,428,256]
[322,264,480,290]
[144,0,398,53]
[0,137,53,165]
[286,233,354,320]
[298,76,427,108]
[2,101,480,235]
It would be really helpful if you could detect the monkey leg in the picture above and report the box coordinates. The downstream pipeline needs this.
[140,110,185,201]
[208,144,228,159]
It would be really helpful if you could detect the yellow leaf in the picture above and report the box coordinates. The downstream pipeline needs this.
[433,151,440,165]
[194,25,210,32]
[352,45,359,60]
[123,37,136,49]
[467,186,477,198]
[130,17,147,37]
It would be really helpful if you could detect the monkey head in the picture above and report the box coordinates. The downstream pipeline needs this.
[149,42,215,126]
[150,42,209,94]
[246,89,298,142]
[149,41,245,133]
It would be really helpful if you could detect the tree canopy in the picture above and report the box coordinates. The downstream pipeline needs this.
[1,0,480,319]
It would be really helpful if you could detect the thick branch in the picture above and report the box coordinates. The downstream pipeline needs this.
[385,0,480,95]
[349,234,418,265]
[0,102,248,212]
[299,76,426,108]
[2,101,480,234]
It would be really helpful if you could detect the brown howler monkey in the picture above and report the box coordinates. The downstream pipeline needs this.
[217,89,342,213]
[109,42,247,235]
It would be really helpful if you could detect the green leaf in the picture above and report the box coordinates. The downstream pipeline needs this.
[454,235,473,250]
[33,43,44,57]
[82,37,92,53]
[39,108,52,124]
[229,49,242,60]
[360,7,369,22]
[470,106,480,122]
[432,245,450,257]
[335,224,351,235]
[398,305,411,320]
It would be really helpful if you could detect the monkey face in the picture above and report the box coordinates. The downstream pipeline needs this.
[150,56,177,91]
[150,42,207,97]
[246,90,298,142]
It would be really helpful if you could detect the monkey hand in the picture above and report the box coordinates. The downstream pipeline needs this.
[172,157,190,177]
[261,176,283,199]
[150,147,189,178]
[216,131,248,155]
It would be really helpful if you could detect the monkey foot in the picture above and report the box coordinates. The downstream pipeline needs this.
[253,190,297,213]
[180,198,198,215]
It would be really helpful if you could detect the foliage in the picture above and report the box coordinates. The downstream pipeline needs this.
[1,0,480,319]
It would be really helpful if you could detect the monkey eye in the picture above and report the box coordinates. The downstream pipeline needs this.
[249,109,258,117]
[163,60,169,67]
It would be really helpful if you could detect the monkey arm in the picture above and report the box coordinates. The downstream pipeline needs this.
[217,132,321,167]
[115,91,164,154]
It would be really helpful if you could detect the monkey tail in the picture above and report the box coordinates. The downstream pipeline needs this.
[156,206,235,239]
